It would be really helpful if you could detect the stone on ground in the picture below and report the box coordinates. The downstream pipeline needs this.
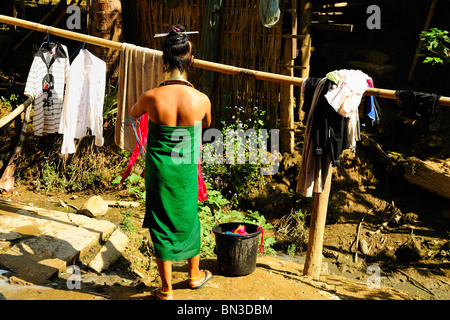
[88,228,130,273]
[79,195,109,217]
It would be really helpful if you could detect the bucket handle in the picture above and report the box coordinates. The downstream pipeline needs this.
[257,226,264,254]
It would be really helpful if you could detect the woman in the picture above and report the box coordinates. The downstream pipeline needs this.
[130,25,212,300]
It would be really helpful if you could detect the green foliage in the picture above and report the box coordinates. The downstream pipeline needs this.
[112,173,146,201]
[0,94,18,108]
[103,80,118,121]
[202,104,272,201]
[419,28,450,65]
[121,207,136,232]
[198,185,277,258]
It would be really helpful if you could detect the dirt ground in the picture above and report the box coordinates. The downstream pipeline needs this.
[1,167,449,301]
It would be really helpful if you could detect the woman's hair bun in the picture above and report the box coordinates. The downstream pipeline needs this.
[162,24,192,73]
[167,24,188,45]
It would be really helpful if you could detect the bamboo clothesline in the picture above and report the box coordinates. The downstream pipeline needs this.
[1,14,450,107]
[1,14,449,281]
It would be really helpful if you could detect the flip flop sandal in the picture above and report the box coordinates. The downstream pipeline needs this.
[152,287,173,300]
[189,269,212,290]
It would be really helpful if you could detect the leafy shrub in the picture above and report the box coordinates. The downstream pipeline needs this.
[419,28,450,65]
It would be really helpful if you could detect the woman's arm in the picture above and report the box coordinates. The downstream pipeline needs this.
[202,97,212,128]
[129,93,150,119]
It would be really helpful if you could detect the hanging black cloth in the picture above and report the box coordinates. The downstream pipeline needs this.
[302,78,346,167]
[301,77,322,125]
[395,90,441,119]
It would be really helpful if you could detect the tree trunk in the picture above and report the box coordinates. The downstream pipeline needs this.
[89,0,123,81]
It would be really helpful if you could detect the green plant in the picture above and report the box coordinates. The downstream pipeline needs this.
[103,80,118,121]
[202,104,272,201]
[274,209,309,254]
[41,160,60,190]
[120,207,136,232]
[287,244,297,259]
[0,94,18,108]
[419,28,450,65]
[112,173,146,201]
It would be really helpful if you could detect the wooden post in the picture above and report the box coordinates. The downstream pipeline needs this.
[0,102,32,194]
[280,40,295,154]
[298,0,311,121]
[299,0,311,79]
[280,1,297,154]
[303,155,332,279]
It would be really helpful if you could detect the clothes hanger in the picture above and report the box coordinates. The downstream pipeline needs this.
[69,35,90,61]
[39,27,56,50]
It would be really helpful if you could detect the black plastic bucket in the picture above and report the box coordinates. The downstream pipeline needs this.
[212,222,262,276]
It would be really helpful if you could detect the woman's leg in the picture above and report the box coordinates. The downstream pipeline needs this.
[187,254,212,288]
[187,254,201,280]
[155,258,173,299]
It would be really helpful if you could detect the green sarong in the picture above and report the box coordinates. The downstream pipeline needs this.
[143,120,201,261]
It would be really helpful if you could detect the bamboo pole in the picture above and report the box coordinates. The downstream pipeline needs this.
[279,2,297,154]
[0,101,32,194]
[408,0,439,81]
[0,97,32,130]
[1,14,450,107]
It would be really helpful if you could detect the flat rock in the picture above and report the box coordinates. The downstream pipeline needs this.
[0,199,116,283]
[88,228,129,273]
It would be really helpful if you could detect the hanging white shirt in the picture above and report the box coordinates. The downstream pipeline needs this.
[324,69,371,117]
[59,49,106,154]
[324,69,371,152]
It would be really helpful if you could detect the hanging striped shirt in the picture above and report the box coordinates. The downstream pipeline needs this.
[24,43,70,136]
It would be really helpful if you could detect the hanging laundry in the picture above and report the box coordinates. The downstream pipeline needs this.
[325,69,372,117]
[59,49,106,154]
[361,78,381,127]
[395,90,441,119]
[259,0,280,28]
[197,127,208,201]
[297,78,347,197]
[120,113,149,184]
[325,70,340,85]
[324,69,372,152]
[301,77,322,125]
[116,43,165,152]
[297,71,382,197]
[24,41,70,136]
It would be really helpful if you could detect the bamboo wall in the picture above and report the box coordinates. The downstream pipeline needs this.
[122,0,288,128]
[217,1,284,127]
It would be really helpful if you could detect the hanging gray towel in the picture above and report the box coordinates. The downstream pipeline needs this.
[259,0,280,28]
